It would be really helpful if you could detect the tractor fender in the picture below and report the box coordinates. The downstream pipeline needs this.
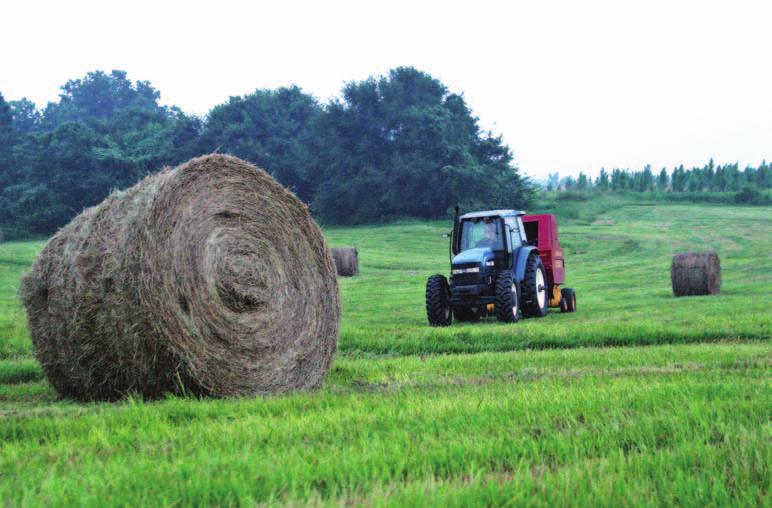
[513,246,539,282]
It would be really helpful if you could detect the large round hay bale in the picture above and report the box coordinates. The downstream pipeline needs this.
[21,154,340,400]
[331,247,359,277]
[670,251,721,297]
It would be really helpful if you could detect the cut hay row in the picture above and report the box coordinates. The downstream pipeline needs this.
[21,154,340,401]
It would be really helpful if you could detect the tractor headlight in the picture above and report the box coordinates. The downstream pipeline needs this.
[485,261,495,267]
[452,267,480,274]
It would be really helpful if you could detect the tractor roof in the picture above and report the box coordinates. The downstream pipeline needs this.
[459,209,525,220]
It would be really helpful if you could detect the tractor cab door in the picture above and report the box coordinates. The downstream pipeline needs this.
[503,216,526,269]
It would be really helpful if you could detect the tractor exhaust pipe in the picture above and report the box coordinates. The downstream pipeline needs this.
[451,205,461,257]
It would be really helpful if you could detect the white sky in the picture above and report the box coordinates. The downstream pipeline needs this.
[2,0,770,179]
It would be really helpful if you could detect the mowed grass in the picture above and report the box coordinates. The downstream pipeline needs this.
[0,240,40,360]
[0,198,770,506]
[0,344,769,506]
[327,201,771,354]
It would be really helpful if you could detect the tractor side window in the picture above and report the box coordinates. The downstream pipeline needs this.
[459,219,504,252]
[517,217,528,243]
[505,217,522,249]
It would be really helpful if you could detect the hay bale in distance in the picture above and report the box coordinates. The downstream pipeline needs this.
[21,154,340,401]
[670,251,721,297]
[331,247,359,277]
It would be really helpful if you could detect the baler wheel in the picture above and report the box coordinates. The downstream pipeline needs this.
[560,287,577,313]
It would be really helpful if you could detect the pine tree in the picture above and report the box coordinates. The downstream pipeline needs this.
[657,168,669,190]
[597,168,609,190]
[0,92,14,189]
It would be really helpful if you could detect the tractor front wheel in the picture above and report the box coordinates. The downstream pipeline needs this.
[495,272,521,323]
[426,274,452,326]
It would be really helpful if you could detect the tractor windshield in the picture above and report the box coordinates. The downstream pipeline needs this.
[459,218,504,252]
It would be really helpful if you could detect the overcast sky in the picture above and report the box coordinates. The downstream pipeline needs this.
[2,0,770,179]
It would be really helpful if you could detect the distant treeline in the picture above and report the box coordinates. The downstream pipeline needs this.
[546,162,771,204]
[0,68,531,238]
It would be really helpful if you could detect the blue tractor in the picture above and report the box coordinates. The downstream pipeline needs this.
[425,207,574,326]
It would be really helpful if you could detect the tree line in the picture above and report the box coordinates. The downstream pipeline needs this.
[547,160,770,204]
[0,68,532,238]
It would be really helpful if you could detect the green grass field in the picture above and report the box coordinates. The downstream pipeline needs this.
[0,198,769,506]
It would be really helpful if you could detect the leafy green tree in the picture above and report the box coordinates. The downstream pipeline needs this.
[0,93,13,169]
[3,71,208,234]
[8,67,771,238]
[308,67,532,222]
[95,107,204,183]
[42,70,163,128]
[203,86,321,200]
[734,185,766,205]
[9,98,41,134]
[547,172,560,189]
[0,93,15,224]
[5,122,108,233]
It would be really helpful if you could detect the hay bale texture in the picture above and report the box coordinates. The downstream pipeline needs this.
[670,251,721,297]
[331,247,359,277]
[21,154,340,400]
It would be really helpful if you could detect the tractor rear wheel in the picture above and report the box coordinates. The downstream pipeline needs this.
[522,254,549,318]
[453,306,481,322]
[426,274,452,326]
[561,287,577,313]
[495,271,521,323]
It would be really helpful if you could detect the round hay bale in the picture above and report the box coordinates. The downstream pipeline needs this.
[331,247,359,277]
[21,154,340,400]
[670,251,721,297]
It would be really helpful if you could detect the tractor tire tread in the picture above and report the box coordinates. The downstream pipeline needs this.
[522,253,549,318]
[495,271,521,323]
[426,274,452,326]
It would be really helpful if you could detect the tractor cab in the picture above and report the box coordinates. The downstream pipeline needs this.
[425,208,576,326]
[452,210,527,271]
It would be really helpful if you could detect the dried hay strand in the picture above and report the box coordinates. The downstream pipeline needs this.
[21,154,340,400]
[670,251,721,297]
[331,247,359,277]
